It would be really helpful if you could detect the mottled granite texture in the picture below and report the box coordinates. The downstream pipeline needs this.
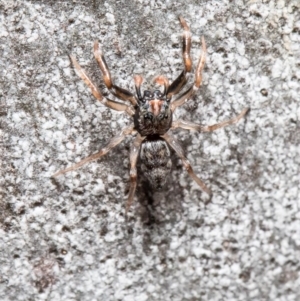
[1,0,300,300]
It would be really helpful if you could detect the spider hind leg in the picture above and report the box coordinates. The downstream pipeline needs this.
[53,125,134,177]
[162,132,212,199]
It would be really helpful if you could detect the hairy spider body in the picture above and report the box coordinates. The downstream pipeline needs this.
[53,17,249,213]
[140,138,172,190]
[133,90,172,136]
[133,88,173,190]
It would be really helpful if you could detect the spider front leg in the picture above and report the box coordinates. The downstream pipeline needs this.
[125,134,145,214]
[171,36,207,112]
[166,17,193,98]
[53,125,135,177]
[70,55,134,116]
[161,132,212,199]
[94,41,137,106]
[171,108,249,132]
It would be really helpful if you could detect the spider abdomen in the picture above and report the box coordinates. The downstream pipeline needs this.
[140,137,172,190]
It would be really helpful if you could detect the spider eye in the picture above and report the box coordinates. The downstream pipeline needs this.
[153,90,163,98]
[144,91,152,98]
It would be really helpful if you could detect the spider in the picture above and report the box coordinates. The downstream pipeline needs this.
[53,17,249,213]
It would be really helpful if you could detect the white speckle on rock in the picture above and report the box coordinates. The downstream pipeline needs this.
[272,59,284,78]
[106,13,115,25]
[42,120,55,129]
[239,57,250,69]
[19,139,30,151]
[92,179,105,195]
[65,141,75,150]
[135,292,148,301]
[220,277,231,288]
[236,41,245,56]
[277,0,285,9]
[170,239,180,250]
[226,20,235,31]
[85,254,94,265]
[12,112,26,123]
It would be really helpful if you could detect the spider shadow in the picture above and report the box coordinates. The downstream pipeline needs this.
[134,154,186,228]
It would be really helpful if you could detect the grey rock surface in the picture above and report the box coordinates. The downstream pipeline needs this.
[1,0,300,300]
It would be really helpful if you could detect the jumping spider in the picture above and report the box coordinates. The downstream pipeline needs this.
[53,17,249,213]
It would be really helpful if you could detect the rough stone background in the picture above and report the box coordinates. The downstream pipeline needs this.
[1,0,300,300]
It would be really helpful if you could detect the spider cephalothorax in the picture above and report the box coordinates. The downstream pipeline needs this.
[134,79,172,136]
[53,17,249,213]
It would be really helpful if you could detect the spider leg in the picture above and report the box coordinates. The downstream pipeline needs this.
[125,134,145,214]
[171,37,207,112]
[70,55,134,116]
[94,41,138,106]
[134,75,144,100]
[171,108,249,132]
[53,125,135,177]
[161,132,212,198]
[154,75,169,95]
[167,17,192,98]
